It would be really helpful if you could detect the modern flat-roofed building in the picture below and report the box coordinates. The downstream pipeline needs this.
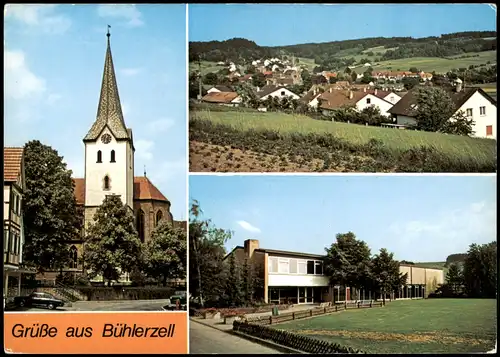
[225,239,444,304]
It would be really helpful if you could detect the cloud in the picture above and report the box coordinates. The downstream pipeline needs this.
[135,139,154,160]
[4,50,46,100]
[147,118,176,134]
[97,5,144,27]
[388,201,496,260]
[120,67,143,77]
[147,157,187,186]
[237,220,261,233]
[47,93,62,106]
[5,4,71,34]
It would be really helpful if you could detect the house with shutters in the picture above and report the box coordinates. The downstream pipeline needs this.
[3,147,35,304]
[388,81,497,139]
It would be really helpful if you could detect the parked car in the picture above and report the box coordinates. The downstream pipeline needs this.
[14,292,65,310]
[162,295,187,311]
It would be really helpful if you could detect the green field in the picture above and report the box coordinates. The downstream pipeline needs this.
[189,60,227,76]
[370,51,496,73]
[192,110,496,162]
[277,299,497,353]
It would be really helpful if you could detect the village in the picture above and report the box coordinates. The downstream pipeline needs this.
[193,56,496,139]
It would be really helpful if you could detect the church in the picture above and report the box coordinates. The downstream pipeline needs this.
[63,31,184,278]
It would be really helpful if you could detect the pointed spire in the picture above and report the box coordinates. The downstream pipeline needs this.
[84,26,129,142]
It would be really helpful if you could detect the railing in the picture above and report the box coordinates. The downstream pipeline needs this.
[247,300,384,325]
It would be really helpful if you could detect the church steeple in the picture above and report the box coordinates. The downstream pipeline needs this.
[84,26,129,142]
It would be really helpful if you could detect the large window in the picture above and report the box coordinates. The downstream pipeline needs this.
[269,257,278,273]
[278,259,289,274]
[315,261,323,275]
[289,259,298,274]
[298,261,307,274]
[307,260,315,274]
[137,209,145,243]
[156,210,163,226]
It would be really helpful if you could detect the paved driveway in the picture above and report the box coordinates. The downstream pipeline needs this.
[189,320,282,354]
[6,299,173,312]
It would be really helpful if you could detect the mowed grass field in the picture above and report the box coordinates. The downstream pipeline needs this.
[277,299,497,354]
[192,110,496,163]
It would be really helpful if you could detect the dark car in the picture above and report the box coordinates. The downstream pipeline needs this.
[162,295,187,311]
[14,292,65,310]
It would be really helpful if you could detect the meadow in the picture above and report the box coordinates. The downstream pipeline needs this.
[276,299,497,354]
[189,109,496,173]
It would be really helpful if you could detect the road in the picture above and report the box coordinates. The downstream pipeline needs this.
[6,299,173,312]
[189,320,282,354]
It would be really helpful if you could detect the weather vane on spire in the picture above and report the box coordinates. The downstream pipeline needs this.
[107,25,111,38]
[144,165,147,177]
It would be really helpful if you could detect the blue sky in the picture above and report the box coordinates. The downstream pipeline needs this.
[189,4,497,46]
[5,4,187,219]
[189,175,496,262]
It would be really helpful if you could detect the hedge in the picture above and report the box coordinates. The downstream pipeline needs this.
[76,287,176,301]
[233,321,365,354]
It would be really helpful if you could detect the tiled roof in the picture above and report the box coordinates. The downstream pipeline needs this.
[72,176,169,205]
[318,90,368,110]
[214,85,234,92]
[388,87,496,117]
[134,176,169,202]
[84,36,129,142]
[4,147,24,182]
[202,91,240,104]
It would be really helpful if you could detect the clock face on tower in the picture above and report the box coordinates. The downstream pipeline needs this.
[101,134,112,144]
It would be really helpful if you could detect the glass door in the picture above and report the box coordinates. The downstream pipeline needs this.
[298,287,306,303]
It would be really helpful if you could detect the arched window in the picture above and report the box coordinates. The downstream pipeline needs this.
[70,246,78,269]
[156,210,163,226]
[97,150,102,163]
[110,150,116,163]
[103,175,110,190]
[137,209,145,243]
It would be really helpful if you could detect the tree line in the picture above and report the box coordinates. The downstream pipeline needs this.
[21,140,186,287]
[439,241,496,299]
[189,31,496,68]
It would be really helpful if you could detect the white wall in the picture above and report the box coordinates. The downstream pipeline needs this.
[207,87,221,94]
[396,115,417,126]
[4,186,10,220]
[268,274,330,287]
[308,94,321,108]
[231,96,243,104]
[356,94,394,117]
[384,93,402,104]
[85,127,132,209]
[261,88,300,101]
[126,143,134,209]
[455,91,496,139]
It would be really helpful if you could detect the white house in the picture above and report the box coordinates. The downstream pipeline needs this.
[388,82,497,139]
[300,89,323,108]
[258,86,301,101]
[318,88,396,117]
[201,91,242,107]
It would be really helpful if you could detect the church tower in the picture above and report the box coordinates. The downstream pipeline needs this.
[83,28,135,227]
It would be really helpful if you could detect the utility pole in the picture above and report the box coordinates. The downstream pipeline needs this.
[197,55,203,101]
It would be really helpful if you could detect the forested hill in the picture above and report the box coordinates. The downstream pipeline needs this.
[189,31,497,65]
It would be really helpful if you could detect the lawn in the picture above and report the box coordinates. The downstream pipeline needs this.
[191,109,496,163]
[189,60,226,76]
[276,299,497,354]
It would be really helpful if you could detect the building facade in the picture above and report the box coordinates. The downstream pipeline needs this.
[226,239,444,305]
[3,147,34,303]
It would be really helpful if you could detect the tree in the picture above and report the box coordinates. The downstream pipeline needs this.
[324,232,372,301]
[23,140,83,272]
[203,72,218,86]
[414,87,455,132]
[462,241,497,298]
[344,67,352,74]
[225,253,243,307]
[329,76,338,84]
[246,65,256,74]
[409,67,420,73]
[241,259,253,305]
[236,82,260,108]
[82,195,142,286]
[402,76,420,90]
[446,263,464,295]
[189,199,232,307]
[301,70,312,90]
[351,71,358,83]
[252,72,266,88]
[441,110,475,136]
[370,248,407,304]
[143,221,187,286]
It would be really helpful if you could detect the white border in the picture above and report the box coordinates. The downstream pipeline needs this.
[185,3,191,354]
[188,172,497,177]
